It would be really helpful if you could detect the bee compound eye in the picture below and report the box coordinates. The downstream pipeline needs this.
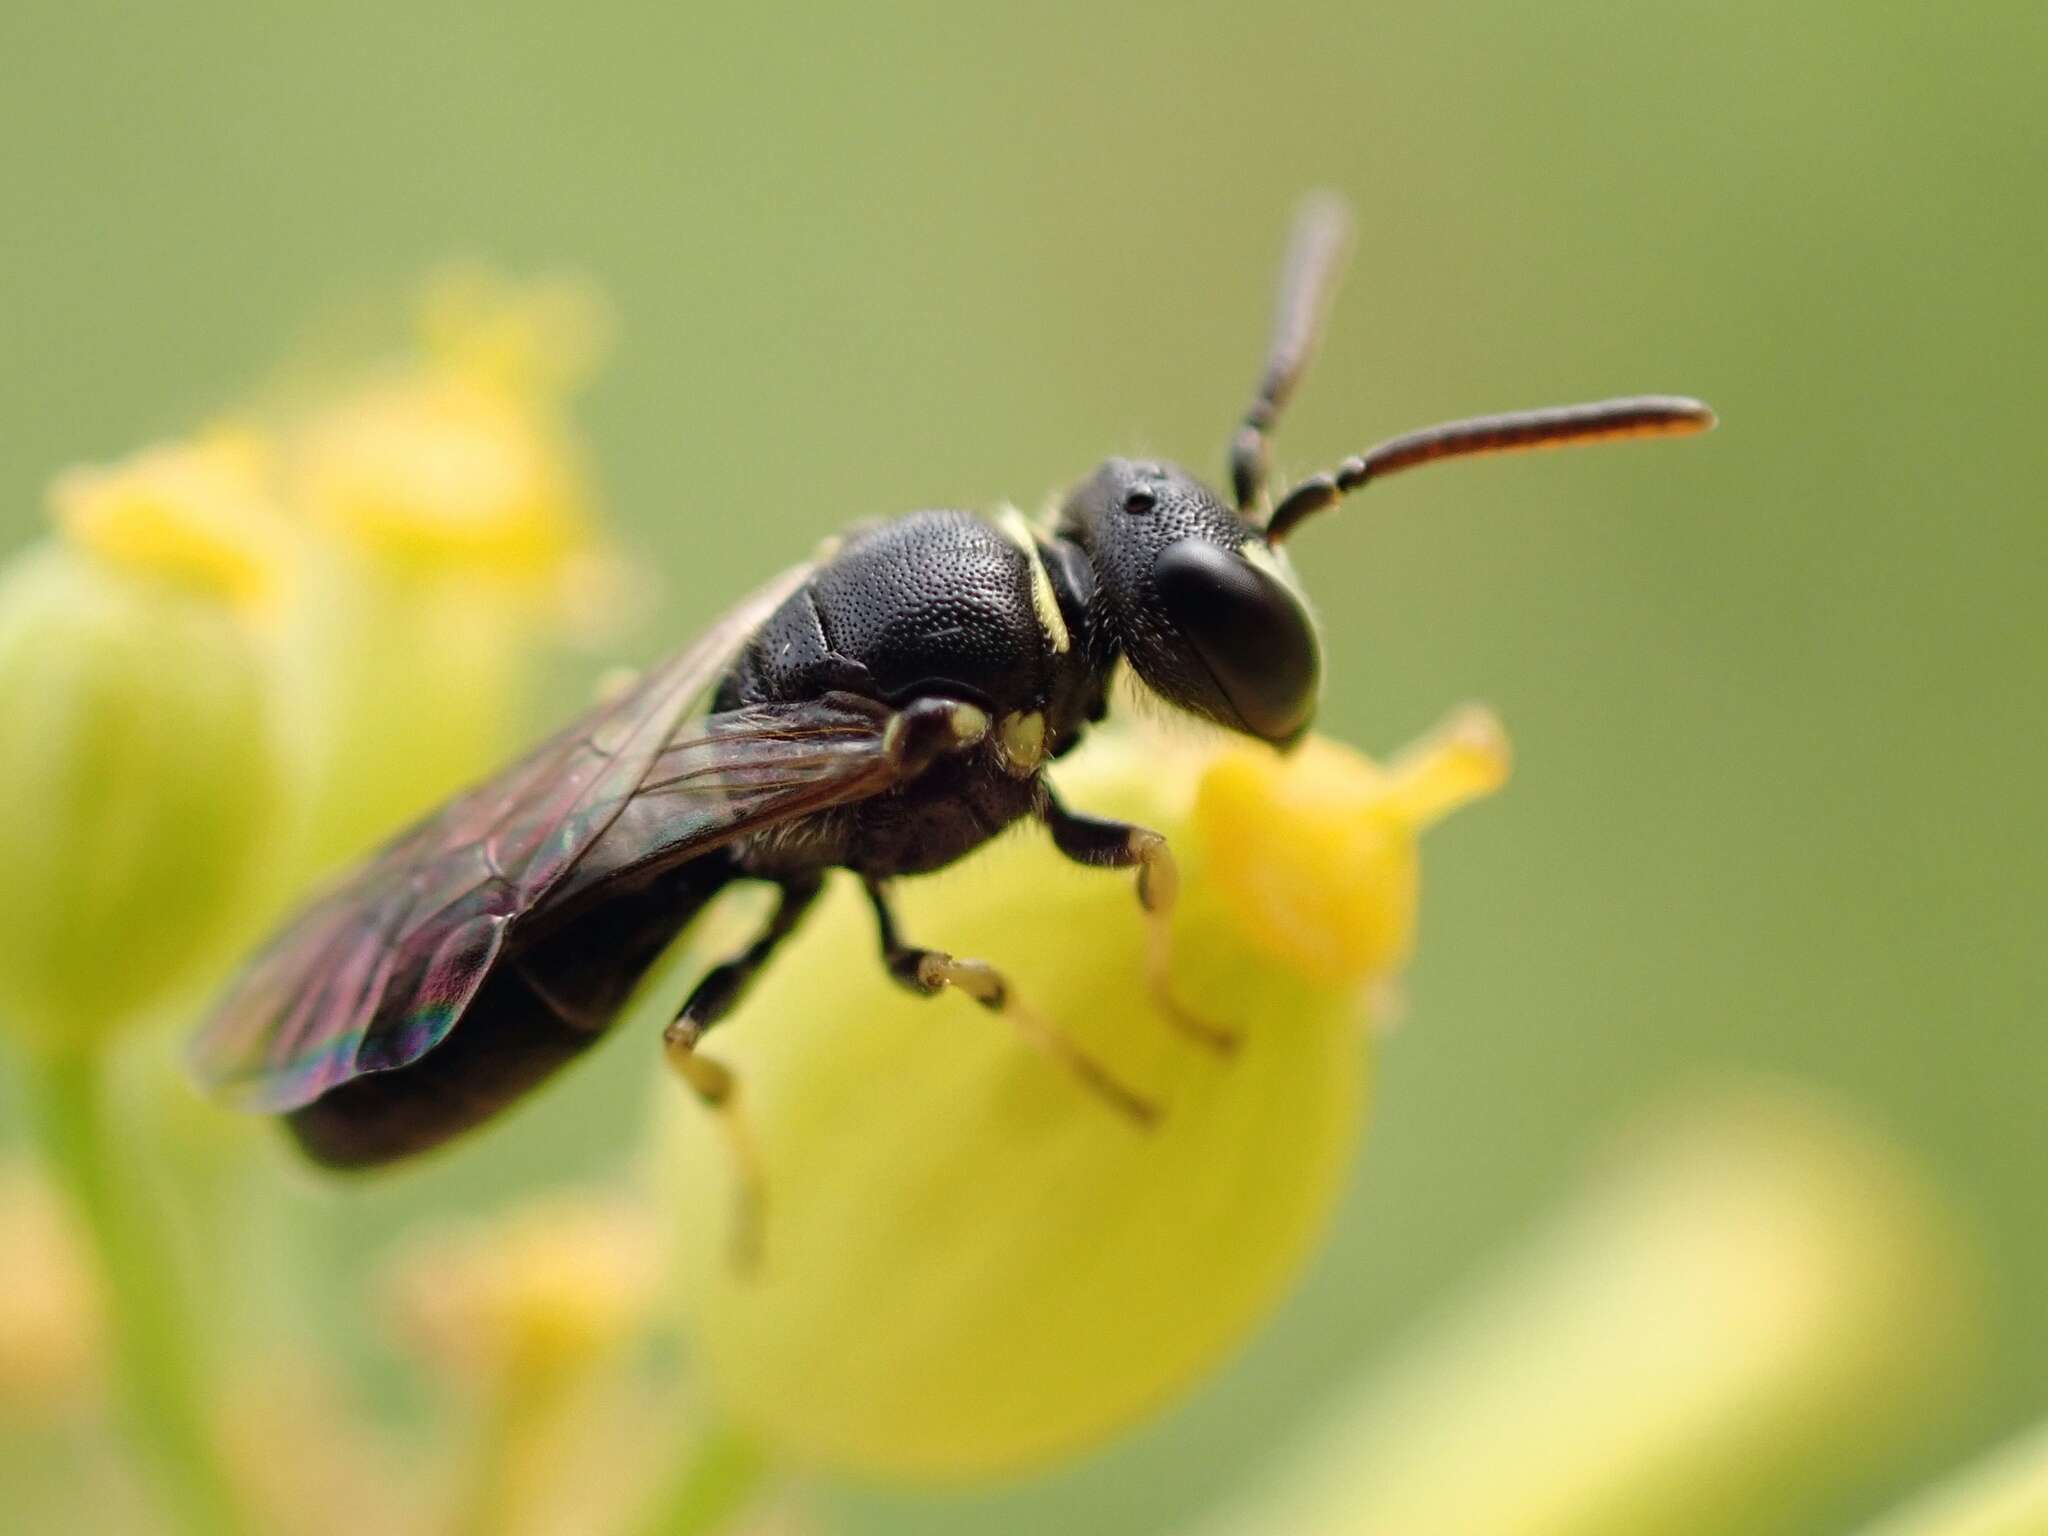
[1151,538,1320,746]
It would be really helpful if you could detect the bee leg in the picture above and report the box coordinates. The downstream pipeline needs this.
[1038,786,1241,1055]
[662,876,823,1272]
[673,875,824,1036]
[881,695,992,775]
[661,1039,765,1272]
[861,878,1158,1126]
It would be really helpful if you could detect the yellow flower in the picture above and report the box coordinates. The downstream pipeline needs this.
[416,263,613,400]
[294,372,588,584]
[383,1194,662,1397]
[0,442,292,1046]
[49,430,289,617]
[278,272,623,871]
[0,1160,103,1419]
[383,1195,667,1536]
[291,268,606,593]
[662,711,1507,1480]
[1194,1083,1978,1536]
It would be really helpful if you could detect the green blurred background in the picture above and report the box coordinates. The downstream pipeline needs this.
[3,3,2043,1532]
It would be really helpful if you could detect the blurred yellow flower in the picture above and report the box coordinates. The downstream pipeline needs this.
[0,267,621,1536]
[0,444,293,1047]
[291,267,606,596]
[1194,1083,1978,1536]
[0,1160,103,1419]
[416,264,613,401]
[383,1195,667,1536]
[278,271,624,871]
[50,430,290,618]
[295,373,587,585]
[383,1194,662,1397]
[663,710,1506,1480]
[216,1359,420,1536]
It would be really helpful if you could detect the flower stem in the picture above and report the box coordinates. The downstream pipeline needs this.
[28,1045,247,1536]
[625,1421,771,1536]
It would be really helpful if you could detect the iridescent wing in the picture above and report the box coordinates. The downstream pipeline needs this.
[193,563,829,1112]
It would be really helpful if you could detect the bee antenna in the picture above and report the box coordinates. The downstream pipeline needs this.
[1229,192,1355,516]
[1262,395,1719,544]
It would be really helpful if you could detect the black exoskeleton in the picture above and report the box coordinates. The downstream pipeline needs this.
[203,196,1713,1203]
[711,509,1108,882]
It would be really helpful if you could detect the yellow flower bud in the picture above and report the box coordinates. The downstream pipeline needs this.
[279,272,624,870]
[0,1160,103,1419]
[417,263,613,399]
[382,1196,665,1536]
[291,269,607,593]
[663,713,1506,1480]
[50,430,288,618]
[215,1363,417,1536]
[383,1195,662,1397]
[1198,704,1508,986]
[0,444,291,1046]
[295,373,588,584]
[1194,1084,1977,1536]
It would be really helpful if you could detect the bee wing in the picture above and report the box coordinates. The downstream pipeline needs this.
[192,562,820,1113]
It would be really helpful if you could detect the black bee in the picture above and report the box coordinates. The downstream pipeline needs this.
[193,195,1713,1176]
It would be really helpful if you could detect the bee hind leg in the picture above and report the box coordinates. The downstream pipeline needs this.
[1037,785,1240,1056]
[663,875,823,1273]
[861,877,1157,1126]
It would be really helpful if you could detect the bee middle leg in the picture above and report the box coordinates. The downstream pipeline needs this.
[663,875,824,1270]
[861,878,1157,1126]
[1037,785,1240,1055]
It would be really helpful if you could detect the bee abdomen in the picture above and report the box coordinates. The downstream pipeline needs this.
[286,854,739,1167]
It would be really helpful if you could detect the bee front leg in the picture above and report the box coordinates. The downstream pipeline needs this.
[861,877,1157,1126]
[1037,785,1240,1055]
[664,875,823,1272]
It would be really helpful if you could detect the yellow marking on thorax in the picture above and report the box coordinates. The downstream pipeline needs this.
[992,506,1071,655]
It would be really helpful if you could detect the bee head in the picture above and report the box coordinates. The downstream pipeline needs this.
[1047,194,1714,753]
[1057,458,1320,749]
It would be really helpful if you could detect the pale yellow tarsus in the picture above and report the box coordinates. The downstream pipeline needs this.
[918,953,1159,1125]
[662,1031,766,1274]
[947,702,991,745]
[997,710,1047,777]
[1131,829,1240,1055]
